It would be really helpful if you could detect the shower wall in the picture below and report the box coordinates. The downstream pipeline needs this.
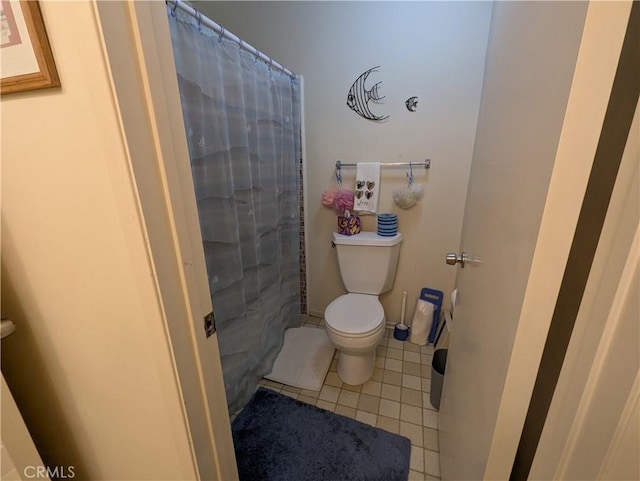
[195,1,493,321]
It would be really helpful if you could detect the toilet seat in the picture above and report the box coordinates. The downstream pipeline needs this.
[325,293,385,337]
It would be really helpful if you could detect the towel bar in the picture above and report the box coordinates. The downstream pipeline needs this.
[335,159,431,170]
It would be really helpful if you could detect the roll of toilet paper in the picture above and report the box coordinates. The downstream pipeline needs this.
[409,299,435,345]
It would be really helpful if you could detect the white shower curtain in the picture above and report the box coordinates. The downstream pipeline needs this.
[167,7,302,413]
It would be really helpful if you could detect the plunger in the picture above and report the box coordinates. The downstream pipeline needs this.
[393,291,409,341]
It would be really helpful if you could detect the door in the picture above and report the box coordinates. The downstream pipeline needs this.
[438,2,635,480]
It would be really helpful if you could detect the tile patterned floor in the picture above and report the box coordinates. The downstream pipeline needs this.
[255,316,441,481]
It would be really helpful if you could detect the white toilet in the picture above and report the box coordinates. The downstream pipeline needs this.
[324,231,402,385]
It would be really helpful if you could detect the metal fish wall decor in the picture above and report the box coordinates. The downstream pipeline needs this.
[346,66,389,121]
[405,96,418,112]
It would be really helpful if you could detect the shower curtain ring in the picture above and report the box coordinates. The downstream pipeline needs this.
[195,10,202,30]
[170,0,179,17]
[218,26,225,42]
[268,58,273,71]
[254,49,261,64]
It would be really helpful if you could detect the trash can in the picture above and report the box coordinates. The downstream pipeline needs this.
[430,349,448,410]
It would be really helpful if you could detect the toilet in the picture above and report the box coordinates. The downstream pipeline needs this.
[324,231,403,385]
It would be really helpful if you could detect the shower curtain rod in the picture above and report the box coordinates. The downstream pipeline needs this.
[166,0,297,79]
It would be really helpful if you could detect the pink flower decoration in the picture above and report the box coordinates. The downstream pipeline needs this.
[333,189,355,214]
[321,188,337,207]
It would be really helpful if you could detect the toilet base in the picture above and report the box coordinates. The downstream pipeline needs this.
[337,350,376,385]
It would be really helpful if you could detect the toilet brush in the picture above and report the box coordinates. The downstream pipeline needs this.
[393,291,409,341]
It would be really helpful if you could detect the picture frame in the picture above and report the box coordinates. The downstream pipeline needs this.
[1,0,60,95]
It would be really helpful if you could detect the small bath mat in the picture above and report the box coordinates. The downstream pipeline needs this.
[232,387,411,481]
[264,326,334,391]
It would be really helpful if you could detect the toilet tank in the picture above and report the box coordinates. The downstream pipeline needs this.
[333,231,402,295]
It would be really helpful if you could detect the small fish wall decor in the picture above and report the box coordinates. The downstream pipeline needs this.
[405,96,418,112]
[346,66,389,121]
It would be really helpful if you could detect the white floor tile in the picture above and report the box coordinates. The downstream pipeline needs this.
[408,469,426,481]
[379,398,401,419]
[424,449,441,477]
[355,410,377,427]
[423,409,438,429]
[400,421,424,447]
[401,404,423,425]
[337,390,360,408]
[361,380,382,397]
[319,385,340,403]
[403,373,423,390]
[410,445,424,472]
[404,351,421,364]
[381,383,402,401]
[385,358,404,372]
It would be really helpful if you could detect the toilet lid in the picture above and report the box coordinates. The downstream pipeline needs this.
[325,294,385,335]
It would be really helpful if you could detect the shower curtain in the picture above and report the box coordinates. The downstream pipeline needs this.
[167,8,302,413]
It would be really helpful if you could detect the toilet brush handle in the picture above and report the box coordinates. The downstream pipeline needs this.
[400,291,407,325]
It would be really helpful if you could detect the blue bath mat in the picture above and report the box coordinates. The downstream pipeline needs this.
[232,387,411,481]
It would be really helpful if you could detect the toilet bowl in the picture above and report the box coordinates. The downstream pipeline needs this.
[324,293,386,385]
[326,231,402,385]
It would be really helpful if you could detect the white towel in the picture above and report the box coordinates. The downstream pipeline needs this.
[354,162,381,214]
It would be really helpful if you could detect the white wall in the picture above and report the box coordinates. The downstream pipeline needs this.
[194,1,493,321]
[1,2,197,479]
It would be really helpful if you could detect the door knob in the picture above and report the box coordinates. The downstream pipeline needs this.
[446,252,468,268]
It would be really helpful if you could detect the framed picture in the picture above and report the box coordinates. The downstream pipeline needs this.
[1,0,60,94]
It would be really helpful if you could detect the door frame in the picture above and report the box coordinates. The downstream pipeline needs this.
[94,2,238,479]
[530,97,639,479]
[510,2,639,477]
[483,2,636,479]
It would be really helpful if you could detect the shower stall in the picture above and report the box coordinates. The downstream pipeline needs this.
[167,2,303,413]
